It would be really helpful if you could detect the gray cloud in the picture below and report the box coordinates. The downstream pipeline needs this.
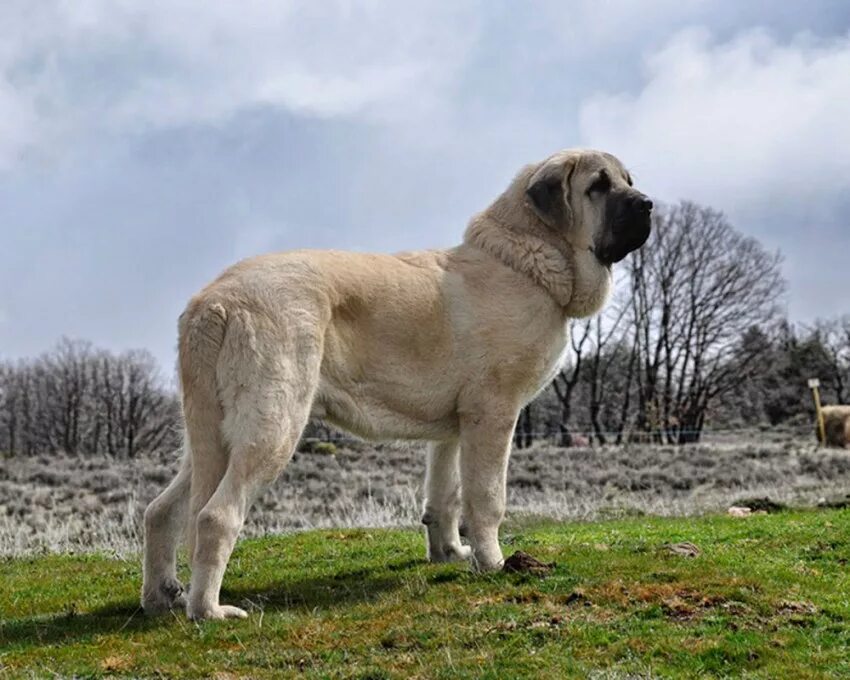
[1,1,848,369]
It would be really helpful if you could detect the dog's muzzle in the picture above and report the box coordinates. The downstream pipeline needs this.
[595,192,653,265]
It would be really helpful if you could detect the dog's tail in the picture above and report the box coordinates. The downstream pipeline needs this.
[178,298,230,551]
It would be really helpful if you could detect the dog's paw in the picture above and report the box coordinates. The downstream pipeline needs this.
[472,559,504,573]
[470,550,505,573]
[141,577,187,615]
[187,603,248,621]
[429,543,472,563]
[447,544,472,562]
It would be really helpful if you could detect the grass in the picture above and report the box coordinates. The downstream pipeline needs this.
[3,510,850,678]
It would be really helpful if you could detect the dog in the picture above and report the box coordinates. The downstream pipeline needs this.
[142,148,652,620]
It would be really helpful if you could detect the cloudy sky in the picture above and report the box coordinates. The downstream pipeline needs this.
[1,1,849,372]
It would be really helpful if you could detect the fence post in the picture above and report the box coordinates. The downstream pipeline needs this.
[809,378,825,446]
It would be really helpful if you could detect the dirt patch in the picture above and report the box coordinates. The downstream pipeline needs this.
[100,655,133,672]
[663,541,701,558]
[502,551,556,576]
[590,580,736,623]
[778,600,818,616]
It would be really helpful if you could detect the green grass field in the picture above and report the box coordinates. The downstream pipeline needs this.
[3,510,850,678]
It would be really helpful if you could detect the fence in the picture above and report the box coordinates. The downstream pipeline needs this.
[299,425,817,449]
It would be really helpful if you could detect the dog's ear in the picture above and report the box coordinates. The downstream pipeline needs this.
[525,156,577,229]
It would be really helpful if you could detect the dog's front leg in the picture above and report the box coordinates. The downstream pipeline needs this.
[422,440,471,562]
[458,410,516,571]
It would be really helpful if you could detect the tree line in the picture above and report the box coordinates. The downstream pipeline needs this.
[1,200,847,456]
[0,339,179,457]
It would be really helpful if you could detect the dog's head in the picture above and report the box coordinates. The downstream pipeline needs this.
[525,149,652,266]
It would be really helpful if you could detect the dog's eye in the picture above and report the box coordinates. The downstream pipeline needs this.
[587,172,611,196]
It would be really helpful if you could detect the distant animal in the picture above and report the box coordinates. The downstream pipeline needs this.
[818,405,850,448]
[142,148,653,620]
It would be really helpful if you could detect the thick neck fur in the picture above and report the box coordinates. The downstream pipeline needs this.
[462,165,611,317]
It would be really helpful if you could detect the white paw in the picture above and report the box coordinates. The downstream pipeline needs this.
[141,578,187,615]
[472,560,504,573]
[428,543,472,563]
[187,603,248,621]
[471,550,504,572]
[449,544,473,561]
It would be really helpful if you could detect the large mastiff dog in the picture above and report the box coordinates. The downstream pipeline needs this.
[142,148,652,620]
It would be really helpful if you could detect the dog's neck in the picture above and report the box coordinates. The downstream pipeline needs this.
[463,213,572,308]
[462,177,583,309]
[462,179,612,317]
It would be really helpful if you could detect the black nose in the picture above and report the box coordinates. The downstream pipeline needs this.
[634,195,653,213]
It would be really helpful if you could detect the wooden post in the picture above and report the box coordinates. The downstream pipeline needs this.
[809,378,826,446]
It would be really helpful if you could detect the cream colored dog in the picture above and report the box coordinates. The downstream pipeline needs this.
[142,148,652,620]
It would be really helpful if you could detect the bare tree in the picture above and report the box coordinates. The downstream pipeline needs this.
[808,317,850,404]
[117,350,179,457]
[0,339,179,457]
[0,363,14,455]
[551,320,592,445]
[584,298,633,445]
[514,402,535,449]
[625,201,785,443]
[38,338,95,455]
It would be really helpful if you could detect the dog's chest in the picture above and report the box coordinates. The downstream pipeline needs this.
[521,323,571,403]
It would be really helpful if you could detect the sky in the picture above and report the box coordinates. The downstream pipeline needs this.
[1,1,849,374]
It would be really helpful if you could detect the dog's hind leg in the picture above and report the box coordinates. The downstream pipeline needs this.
[141,449,192,613]
[186,436,299,620]
[186,315,323,620]
[186,405,315,620]
[422,440,471,562]
[185,433,229,579]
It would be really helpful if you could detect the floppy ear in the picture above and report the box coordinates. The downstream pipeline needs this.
[525,157,576,229]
